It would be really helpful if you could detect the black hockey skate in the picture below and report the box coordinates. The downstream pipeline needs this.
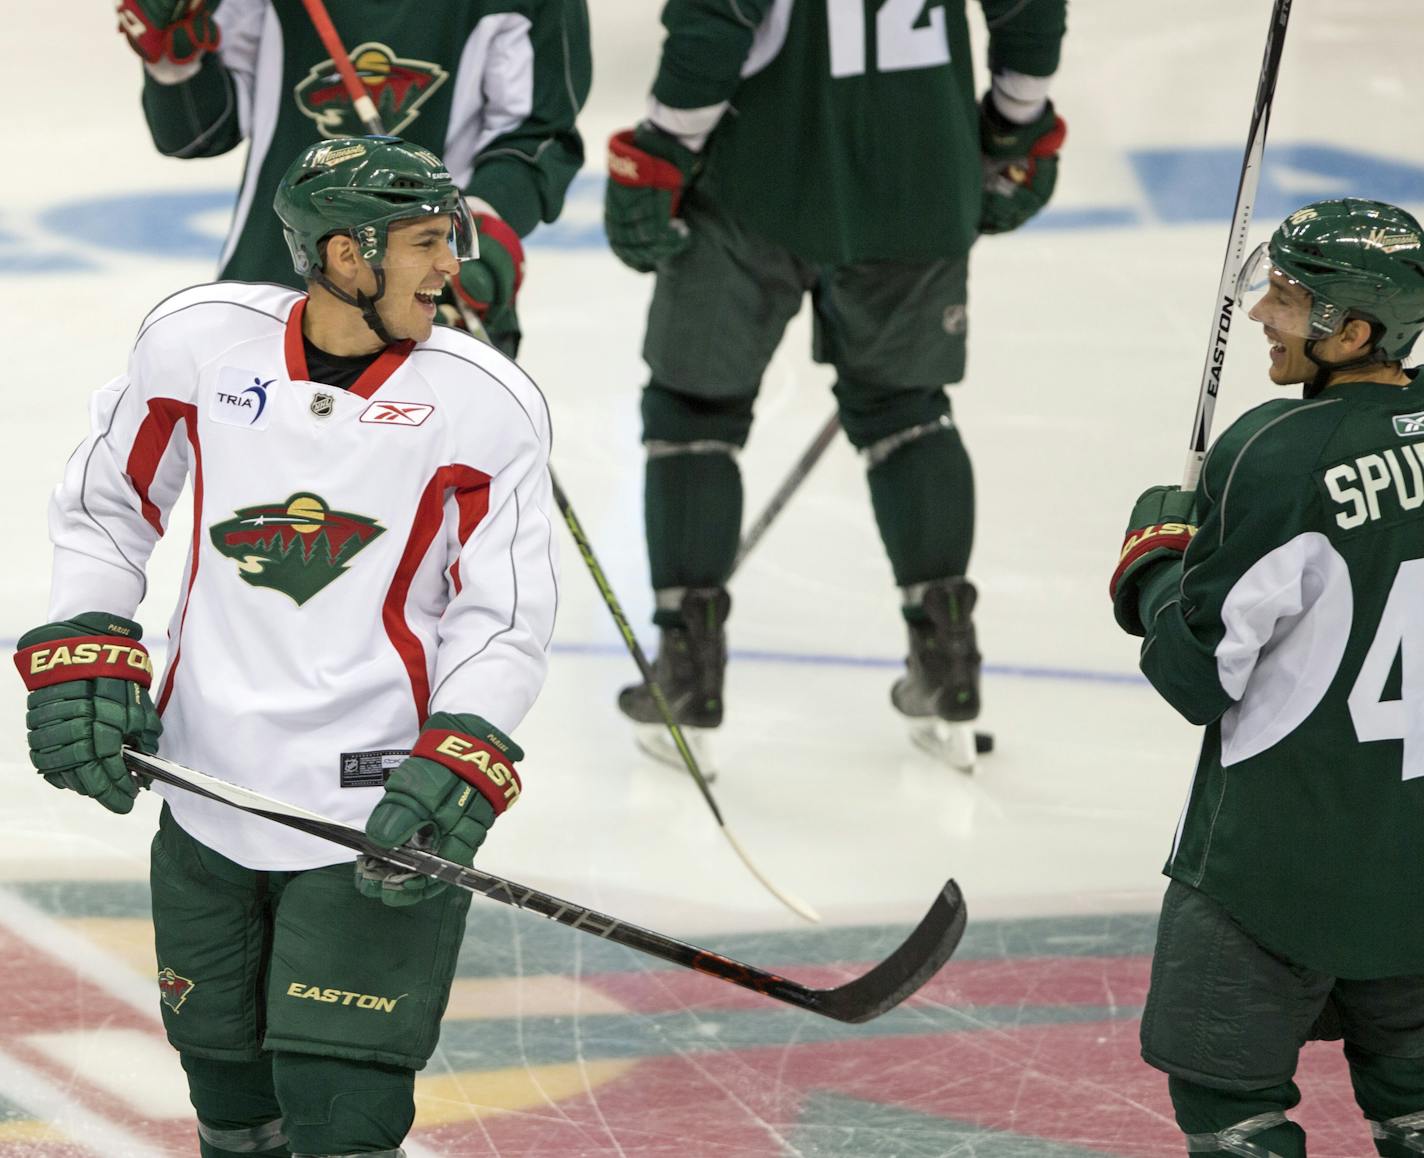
[618,586,729,777]
[891,577,984,771]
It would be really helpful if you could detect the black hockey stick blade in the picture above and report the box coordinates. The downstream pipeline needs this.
[122,748,965,1023]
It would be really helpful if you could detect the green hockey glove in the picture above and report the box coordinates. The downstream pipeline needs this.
[1110,485,1197,636]
[12,612,162,814]
[604,123,701,273]
[357,712,524,907]
[978,97,1067,235]
[116,0,221,67]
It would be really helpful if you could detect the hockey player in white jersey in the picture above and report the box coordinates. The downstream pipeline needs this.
[12,136,557,1158]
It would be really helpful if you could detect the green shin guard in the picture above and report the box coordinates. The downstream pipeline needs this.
[1169,1077,1306,1157]
[272,1054,415,1157]
[644,449,742,604]
[865,417,974,586]
[181,1055,290,1158]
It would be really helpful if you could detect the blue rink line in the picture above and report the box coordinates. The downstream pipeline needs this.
[551,639,1148,686]
[0,634,1146,687]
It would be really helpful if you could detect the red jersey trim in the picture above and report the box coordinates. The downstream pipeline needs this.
[382,465,492,724]
[149,406,203,715]
[284,295,415,400]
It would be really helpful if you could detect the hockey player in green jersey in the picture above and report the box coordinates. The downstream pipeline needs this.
[603,0,1067,770]
[1110,199,1424,1157]
[115,0,591,356]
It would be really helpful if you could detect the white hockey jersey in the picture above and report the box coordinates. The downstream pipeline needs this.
[48,282,558,870]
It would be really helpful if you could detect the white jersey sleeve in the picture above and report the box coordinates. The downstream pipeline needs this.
[422,345,558,734]
[48,288,213,619]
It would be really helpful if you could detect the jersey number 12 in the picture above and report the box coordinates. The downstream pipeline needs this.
[827,0,950,78]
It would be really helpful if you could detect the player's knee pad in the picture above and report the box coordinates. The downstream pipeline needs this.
[641,380,754,449]
[831,378,950,452]
[180,1054,289,1157]
[272,1052,414,1157]
[861,412,959,469]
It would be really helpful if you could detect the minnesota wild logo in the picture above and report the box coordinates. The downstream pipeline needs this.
[295,42,449,138]
[209,493,384,606]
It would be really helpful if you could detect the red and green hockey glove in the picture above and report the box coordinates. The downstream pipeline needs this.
[604,123,701,273]
[12,612,162,814]
[1110,485,1198,636]
[116,0,220,68]
[978,96,1067,235]
[444,211,526,329]
[357,712,523,907]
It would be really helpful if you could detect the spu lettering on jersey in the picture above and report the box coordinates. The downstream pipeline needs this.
[1321,444,1424,529]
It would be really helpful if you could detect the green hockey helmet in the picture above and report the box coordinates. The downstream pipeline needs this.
[273,135,475,278]
[1239,199,1424,362]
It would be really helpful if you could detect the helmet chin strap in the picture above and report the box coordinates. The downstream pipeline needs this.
[313,266,396,348]
[1301,326,1384,399]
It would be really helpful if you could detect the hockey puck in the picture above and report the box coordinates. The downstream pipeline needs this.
[974,731,995,755]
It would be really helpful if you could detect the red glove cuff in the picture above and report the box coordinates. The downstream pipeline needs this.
[1031,116,1068,159]
[1109,523,1195,599]
[412,729,522,816]
[14,636,154,691]
[608,130,687,199]
[476,214,525,293]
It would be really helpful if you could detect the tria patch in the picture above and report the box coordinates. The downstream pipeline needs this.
[209,492,384,605]
[211,367,275,429]
[360,401,434,427]
[295,42,449,138]
[158,967,195,1013]
[1393,410,1424,438]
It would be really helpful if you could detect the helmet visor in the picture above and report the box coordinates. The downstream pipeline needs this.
[1238,242,1342,342]
[378,198,478,271]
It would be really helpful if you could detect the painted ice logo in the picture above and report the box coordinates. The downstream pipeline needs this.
[360,401,435,427]
[295,43,449,138]
[213,369,275,429]
[1394,411,1424,438]
[209,493,385,606]
[158,967,195,1013]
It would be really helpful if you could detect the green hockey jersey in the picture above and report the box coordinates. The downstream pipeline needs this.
[139,0,590,285]
[647,0,1066,264]
[1140,374,1424,978]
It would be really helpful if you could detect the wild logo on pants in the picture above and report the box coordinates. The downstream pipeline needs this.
[159,967,196,1013]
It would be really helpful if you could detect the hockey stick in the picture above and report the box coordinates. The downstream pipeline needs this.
[122,748,963,1022]
[293,0,816,923]
[550,474,821,922]
[730,411,842,576]
[1182,0,1293,491]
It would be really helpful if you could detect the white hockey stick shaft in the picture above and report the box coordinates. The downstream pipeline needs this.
[1182,0,1293,492]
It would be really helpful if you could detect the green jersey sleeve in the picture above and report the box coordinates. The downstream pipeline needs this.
[466,0,592,236]
[983,0,1067,78]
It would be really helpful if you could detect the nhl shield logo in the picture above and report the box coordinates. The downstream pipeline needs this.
[295,42,449,138]
[311,392,335,417]
[159,967,195,1013]
[209,492,385,606]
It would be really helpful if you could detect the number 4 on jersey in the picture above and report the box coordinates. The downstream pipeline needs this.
[1348,557,1424,780]
[827,0,950,79]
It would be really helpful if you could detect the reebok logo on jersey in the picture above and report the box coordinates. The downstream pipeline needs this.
[360,401,434,427]
[212,368,274,429]
[1393,411,1424,438]
[209,492,385,605]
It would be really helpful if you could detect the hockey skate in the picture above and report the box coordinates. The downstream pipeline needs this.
[891,578,986,773]
[618,587,729,781]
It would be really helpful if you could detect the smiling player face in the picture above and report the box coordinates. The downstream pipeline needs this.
[365,214,463,343]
